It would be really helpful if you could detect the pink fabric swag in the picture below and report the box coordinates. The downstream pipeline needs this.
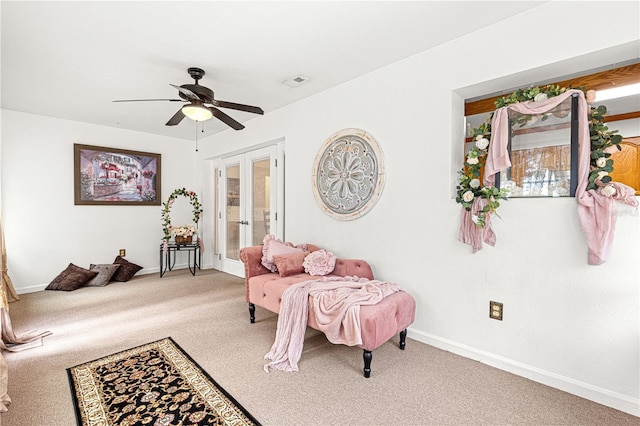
[458,197,496,254]
[263,276,401,373]
[484,89,637,264]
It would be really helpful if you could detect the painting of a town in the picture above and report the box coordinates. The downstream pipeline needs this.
[74,144,161,205]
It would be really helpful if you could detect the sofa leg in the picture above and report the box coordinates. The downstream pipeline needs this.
[363,350,372,378]
[249,303,255,324]
[399,329,407,350]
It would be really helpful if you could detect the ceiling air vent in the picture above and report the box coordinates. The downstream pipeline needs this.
[282,75,310,88]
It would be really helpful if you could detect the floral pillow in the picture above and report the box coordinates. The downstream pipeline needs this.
[261,234,304,272]
[303,249,337,276]
[273,252,309,277]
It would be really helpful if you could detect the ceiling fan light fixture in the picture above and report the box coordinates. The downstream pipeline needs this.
[182,103,213,121]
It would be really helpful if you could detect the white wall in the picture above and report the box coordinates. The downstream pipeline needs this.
[1,0,638,417]
[196,1,640,416]
[1,110,199,292]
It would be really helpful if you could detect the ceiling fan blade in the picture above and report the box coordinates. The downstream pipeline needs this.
[210,107,244,130]
[214,100,264,115]
[165,108,186,126]
[170,84,201,101]
[113,99,184,102]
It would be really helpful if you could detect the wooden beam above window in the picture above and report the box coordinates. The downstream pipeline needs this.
[465,63,640,117]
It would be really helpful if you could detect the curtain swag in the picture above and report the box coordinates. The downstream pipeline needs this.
[461,89,638,264]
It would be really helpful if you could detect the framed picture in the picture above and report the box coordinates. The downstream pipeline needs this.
[74,144,161,205]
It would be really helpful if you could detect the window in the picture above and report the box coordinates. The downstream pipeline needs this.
[463,62,640,198]
[497,94,579,197]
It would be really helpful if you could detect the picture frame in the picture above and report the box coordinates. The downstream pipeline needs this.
[74,144,161,205]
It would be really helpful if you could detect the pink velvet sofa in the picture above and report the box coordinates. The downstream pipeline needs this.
[239,243,416,377]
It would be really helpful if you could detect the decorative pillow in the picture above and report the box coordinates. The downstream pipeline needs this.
[261,234,304,272]
[86,264,121,287]
[273,252,309,277]
[111,256,142,282]
[303,249,337,276]
[45,263,98,291]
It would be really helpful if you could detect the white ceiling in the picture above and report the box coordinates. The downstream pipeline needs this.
[1,1,546,141]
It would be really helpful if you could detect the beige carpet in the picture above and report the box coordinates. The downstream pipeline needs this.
[1,269,638,426]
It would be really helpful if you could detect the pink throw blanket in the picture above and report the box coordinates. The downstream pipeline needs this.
[263,276,402,372]
[484,89,638,264]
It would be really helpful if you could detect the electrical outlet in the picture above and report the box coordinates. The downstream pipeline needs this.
[119,249,126,257]
[490,301,503,321]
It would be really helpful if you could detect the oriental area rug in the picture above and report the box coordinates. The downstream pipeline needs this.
[67,337,260,426]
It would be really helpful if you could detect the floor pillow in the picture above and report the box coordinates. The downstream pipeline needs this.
[111,256,142,282]
[86,263,121,287]
[45,263,98,291]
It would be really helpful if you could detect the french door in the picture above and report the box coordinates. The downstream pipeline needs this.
[216,145,281,276]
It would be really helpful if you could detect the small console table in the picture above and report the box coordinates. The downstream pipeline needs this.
[159,241,201,277]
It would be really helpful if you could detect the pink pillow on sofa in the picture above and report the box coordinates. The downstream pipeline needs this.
[273,252,309,277]
[261,234,304,272]
[303,249,336,276]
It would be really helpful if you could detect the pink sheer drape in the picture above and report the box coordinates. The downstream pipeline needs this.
[0,215,51,412]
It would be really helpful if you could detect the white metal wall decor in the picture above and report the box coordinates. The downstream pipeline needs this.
[312,128,386,220]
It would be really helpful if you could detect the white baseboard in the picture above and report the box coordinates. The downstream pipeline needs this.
[407,328,639,418]
[15,283,48,294]
[15,265,177,295]
[15,263,222,295]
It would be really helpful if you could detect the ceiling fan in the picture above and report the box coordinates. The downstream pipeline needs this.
[113,67,263,130]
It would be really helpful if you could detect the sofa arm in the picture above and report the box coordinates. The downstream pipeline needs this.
[239,246,270,302]
[333,259,374,280]
[239,245,271,279]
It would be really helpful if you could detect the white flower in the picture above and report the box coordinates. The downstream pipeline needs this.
[467,157,479,165]
[470,178,481,189]
[596,157,607,168]
[534,93,548,102]
[462,191,475,203]
[171,224,197,237]
[471,215,479,224]
[600,185,617,197]
[475,137,489,150]
[597,171,609,180]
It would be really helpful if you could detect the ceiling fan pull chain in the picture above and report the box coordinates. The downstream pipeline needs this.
[195,121,199,152]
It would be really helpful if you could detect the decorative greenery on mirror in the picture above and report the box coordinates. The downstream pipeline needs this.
[456,84,623,228]
[161,188,203,241]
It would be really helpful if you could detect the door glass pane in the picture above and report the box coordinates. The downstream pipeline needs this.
[252,159,271,245]
[226,165,240,260]
[213,168,219,255]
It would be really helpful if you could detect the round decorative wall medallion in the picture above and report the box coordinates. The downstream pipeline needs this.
[312,128,385,220]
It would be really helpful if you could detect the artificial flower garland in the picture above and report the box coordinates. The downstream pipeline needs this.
[161,188,203,241]
[456,84,623,228]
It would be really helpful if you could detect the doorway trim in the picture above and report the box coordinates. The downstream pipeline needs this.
[206,139,284,276]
